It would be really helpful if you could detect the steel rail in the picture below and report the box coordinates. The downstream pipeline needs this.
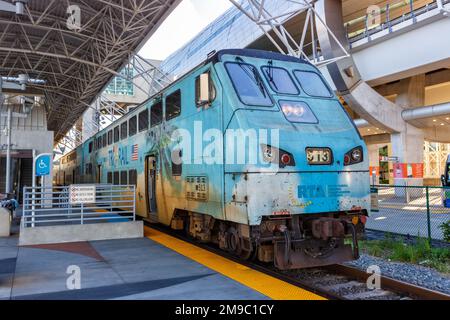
[145,222,450,301]
[327,264,450,301]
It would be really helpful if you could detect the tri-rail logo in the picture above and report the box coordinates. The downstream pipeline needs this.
[298,185,350,199]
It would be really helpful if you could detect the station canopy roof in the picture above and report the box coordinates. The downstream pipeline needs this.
[0,0,180,142]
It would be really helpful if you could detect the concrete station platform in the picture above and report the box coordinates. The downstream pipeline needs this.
[0,226,324,300]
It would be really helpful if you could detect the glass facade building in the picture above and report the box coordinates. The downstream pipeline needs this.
[159,1,305,79]
[105,65,135,96]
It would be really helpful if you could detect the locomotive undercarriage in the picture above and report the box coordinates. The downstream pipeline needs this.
[172,211,366,270]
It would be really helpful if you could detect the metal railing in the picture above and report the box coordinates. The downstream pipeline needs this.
[22,184,136,228]
[368,185,450,244]
[347,0,450,44]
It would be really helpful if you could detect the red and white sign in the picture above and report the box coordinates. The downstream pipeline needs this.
[393,163,424,179]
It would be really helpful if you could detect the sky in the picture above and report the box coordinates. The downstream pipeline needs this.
[139,0,233,61]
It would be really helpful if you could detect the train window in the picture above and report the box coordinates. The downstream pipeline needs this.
[139,109,149,132]
[129,116,137,137]
[293,71,332,98]
[85,163,93,175]
[261,66,299,95]
[107,130,113,145]
[151,101,162,127]
[102,134,107,147]
[88,142,93,153]
[107,172,112,184]
[172,149,182,176]
[120,171,128,185]
[98,137,102,149]
[166,90,182,121]
[113,171,120,185]
[121,122,128,140]
[114,126,120,143]
[195,72,216,106]
[225,62,272,107]
[128,169,137,186]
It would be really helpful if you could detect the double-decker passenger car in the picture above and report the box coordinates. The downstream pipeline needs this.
[54,49,370,269]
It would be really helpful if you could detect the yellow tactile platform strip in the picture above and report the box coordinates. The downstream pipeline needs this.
[144,226,326,301]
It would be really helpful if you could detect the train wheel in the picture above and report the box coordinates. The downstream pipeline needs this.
[226,227,253,260]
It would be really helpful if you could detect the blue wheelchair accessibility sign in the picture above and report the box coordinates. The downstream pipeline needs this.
[35,154,52,177]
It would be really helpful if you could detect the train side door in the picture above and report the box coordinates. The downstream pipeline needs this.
[146,156,158,218]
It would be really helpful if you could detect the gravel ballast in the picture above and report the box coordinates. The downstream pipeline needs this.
[346,254,450,295]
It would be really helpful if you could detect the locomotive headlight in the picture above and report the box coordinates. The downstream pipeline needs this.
[280,101,318,124]
[262,145,278,163]
[261,144,295,168]
[282,104,305,117]
[351,149,362,162]
[344,146,364,166]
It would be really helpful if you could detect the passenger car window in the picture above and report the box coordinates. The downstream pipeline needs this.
[107,130,112,145]
[120,171,128,185]
[166,90,182,121]
[261,66,299,95]
[114,126,120,143]
[139,109,149,132]
[121,122,128,140]
[225,62,272,107]
[129,116,137,137]
[113,171,120,185]
[151,101,162,127]
[293,71,332,98]
[128,170,137,186]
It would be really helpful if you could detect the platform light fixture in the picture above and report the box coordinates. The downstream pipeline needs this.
[0,0,28,15]
[12,0,28,15]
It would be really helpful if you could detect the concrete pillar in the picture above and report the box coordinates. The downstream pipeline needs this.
[391,125,424,184]
[368,144,380,185]
[396,74,426,109]
[392,75,426,189]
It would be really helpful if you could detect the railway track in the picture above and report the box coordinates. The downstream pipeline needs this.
[145,222,450,300]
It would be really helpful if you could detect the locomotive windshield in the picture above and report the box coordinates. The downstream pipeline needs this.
[225,62,272,106]
[293,70,332,98]
[261,65,299,95]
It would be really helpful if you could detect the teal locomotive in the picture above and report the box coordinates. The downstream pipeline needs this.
[54,49,370,269]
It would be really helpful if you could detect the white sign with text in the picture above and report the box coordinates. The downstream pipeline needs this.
[69,185,96,205]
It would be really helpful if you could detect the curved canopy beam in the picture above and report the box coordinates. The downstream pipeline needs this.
[315,0,407,134]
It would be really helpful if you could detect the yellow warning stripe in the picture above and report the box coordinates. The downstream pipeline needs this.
[145,226,326,301]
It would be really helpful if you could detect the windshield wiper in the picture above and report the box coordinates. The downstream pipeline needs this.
[235,57,267,98]
[265,60,279,91]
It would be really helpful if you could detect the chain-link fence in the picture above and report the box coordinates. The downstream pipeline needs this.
[368,185,450,245]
